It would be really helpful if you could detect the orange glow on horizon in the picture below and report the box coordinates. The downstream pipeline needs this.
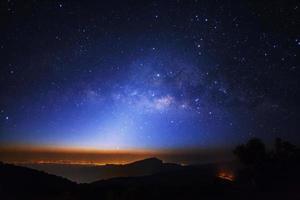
[0,143,231,154]
[0,143,232,166]
[0,144,161,154]
[12,160,135,166]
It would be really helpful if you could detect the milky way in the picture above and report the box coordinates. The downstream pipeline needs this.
[0,1,299,150]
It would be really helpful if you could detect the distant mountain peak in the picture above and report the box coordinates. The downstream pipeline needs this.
[130,157,163,165]
[141,157,162,162]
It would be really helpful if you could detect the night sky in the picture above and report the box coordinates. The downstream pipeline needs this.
[1,0,300,152]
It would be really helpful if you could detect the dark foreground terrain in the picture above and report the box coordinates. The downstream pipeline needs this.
[1,138,300,200]
[0,159,299,200]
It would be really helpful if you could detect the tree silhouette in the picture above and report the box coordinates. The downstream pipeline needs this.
[233,138,266,165]
[273,137,297,163]
[275,138,296,154]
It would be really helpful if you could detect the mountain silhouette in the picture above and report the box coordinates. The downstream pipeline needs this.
[0,162,76,199]
[1,156,300,200]
[22,157,182,183]
[0,160,232,200]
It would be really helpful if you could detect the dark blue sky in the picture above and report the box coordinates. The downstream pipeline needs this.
[1,0,299,151]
